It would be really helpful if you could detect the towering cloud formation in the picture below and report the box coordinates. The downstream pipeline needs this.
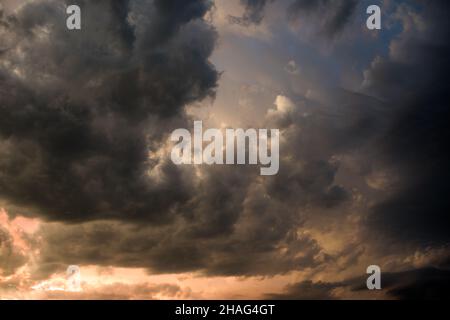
[0,0,449,299]
[363,0,450,244]
[0,0,218,222]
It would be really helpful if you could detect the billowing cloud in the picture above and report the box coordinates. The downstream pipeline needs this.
[362,1,450,244]
[1,0,449,299]
[0,0,218,222]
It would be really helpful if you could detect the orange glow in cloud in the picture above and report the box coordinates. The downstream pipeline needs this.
[0,208,40,252]
[27,265,297,300]
[1,210,296,300]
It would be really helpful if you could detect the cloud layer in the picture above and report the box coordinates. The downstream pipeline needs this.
[0,0,218,223]
[1,0,449,299]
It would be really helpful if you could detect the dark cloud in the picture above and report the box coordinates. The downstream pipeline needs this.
[0,0,218,223]
[33,193,325,277]
[356,267,450,300]
[0,0,351,276]
[364,1,450,244]
[268,280,339,299]
[263,89,391,212]
[28,87,382,277]
[383,268,450,300]
[269,267,450,300]
[0,0,449,297]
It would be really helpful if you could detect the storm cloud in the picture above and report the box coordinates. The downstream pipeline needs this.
[268,267,450,300]
[0,0,449,299]
[363,0,450,244]
[0,0,218,223]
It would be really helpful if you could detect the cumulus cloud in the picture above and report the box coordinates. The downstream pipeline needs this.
[362,1,450,244]
[268,267,450,300]
[1,0,449,299]
[0,0,362,278]
[0,0,218,222]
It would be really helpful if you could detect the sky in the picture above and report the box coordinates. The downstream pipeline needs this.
[0,0,449,299]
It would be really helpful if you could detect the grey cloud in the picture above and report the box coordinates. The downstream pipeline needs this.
[31,83,389,277]
[0,0,218,223]
[264,89,391,211]
[269,267,450,300]
[33,178,325,277]
[382,268,450,300]
[363,1,450,244]
[267,280,340,299]
[1,0,449,289]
